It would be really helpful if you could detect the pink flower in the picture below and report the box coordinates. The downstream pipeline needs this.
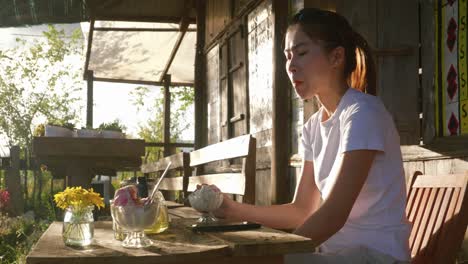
[0,189,10,208]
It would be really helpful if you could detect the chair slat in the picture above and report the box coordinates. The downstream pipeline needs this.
[189,135,252,167]
[406,185,419,219]
[425,188,452,257]
[420,188,443,257]
[158,177,184,191]
[413,174,466,188]
[410,188,430,255]
[414,188,437,255]
[434,188,460,258]
[187,173,245,195]
[409,188,426,251]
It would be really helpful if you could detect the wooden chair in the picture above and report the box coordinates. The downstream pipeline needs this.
[141,152,191,208]
[406,171,468,264]
[188,134,257,204]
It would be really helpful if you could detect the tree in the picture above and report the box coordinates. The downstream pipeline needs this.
[131,86,194,162]
[0,25,84,209]
[0,25,84,149]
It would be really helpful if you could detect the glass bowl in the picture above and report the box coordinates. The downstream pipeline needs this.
[111,201,159,248]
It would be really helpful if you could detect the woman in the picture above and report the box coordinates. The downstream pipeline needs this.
[212,8,410,263]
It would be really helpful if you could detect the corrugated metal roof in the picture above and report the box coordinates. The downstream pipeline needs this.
[0,0,195,27]
[0,0,87,27]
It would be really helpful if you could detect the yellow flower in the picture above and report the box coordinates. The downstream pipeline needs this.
[54,187,105,210]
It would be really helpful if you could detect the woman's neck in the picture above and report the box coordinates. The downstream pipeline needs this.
[316,82,349,122]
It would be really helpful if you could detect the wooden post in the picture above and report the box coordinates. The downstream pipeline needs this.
[271,0,291,204]
[86,70,94,128]
[163,74,172,157]
[6,146,24,216]
[195,0,207,150]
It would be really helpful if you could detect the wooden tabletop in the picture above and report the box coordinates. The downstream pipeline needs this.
[26,208,315,264]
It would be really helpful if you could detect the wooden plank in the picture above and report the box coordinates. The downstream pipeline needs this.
[187,173,245,195]
[434,187,460,260]
[195,0,207,150]
[158,177,184,191]
[271,0,291,204]
[141,152,188,173]
[169,207,203,219]
[406,185,420,221]
[410,188,429,251]
[26,221,229,264]
[413,174,467,188]
[190,135,252,166]
[420,189,443,255]
[32,137,145,158]
[242,136,256,204]
[163,74,172,157]
[412,188,437,256]
[420,0,437,143]
[426,188,453,256]
[206,226,315,257]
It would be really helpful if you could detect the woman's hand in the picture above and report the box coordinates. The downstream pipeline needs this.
[194,184,238,219]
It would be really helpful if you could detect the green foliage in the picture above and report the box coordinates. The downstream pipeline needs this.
[0,212,50,263]
[0,25,84,148]
[98,119,126,132]
[131,86,194,162]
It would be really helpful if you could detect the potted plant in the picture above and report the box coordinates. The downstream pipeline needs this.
[45,122,75,137]
[76,126,101,138]
[98,120,126,139]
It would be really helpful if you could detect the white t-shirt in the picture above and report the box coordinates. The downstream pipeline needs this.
[301,88,411,261]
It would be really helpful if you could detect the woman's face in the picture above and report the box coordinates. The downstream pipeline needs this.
[284,25,337,100]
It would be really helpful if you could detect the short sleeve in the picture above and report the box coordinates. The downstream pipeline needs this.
[341,104,386,153]
[301,122,314,161]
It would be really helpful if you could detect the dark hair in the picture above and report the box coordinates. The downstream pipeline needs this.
[289,8,376,95]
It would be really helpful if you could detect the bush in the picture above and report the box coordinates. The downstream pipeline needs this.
[0,212,50,264]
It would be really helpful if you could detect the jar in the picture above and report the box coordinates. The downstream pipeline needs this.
[62,206,94,247]
[145,191,169,234]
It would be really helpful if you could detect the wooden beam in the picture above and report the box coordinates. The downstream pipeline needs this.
[83,18,95,80]
[271,0,291,204]
[93,15,196,24]
[92,77,194,87]
[163,74,172,157]
[145,142,194,148]
[93,27,197,32]
[158,1,192,83]
[86,70,94,128]
[194,0,207,150]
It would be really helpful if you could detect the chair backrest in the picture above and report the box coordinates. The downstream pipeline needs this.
[188,134,256,204]
[406,171,468,264]
[141,152,190,204]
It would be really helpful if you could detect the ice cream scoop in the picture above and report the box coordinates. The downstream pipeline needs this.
[113,185,141,206]
[188,185,224,213]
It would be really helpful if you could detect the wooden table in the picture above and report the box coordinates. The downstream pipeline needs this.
[26,207,315,264]
[32,137,145,188]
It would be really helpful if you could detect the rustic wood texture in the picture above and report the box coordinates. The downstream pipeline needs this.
[270,0,291,205]
[33,137,145,158]
[33,137,145,188]
[190,134,251,167]
[420,0,437,143]
[141,152,190,201]
[406,172,468,263]
[190,134,256,204]
[26,217,314,264]
[195,0,207,150]
[206,44,220,145]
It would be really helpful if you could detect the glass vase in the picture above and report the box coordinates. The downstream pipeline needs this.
[145,191,169,234]
[62,206,94,247]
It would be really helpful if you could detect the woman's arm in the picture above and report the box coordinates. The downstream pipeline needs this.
[214,159,321,230]
[294,149,377,245]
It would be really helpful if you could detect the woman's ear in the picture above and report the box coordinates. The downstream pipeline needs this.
[329,46,345,69]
